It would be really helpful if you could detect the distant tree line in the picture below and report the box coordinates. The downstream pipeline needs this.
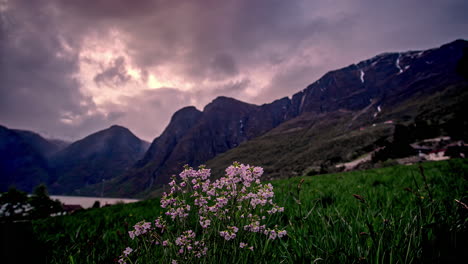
[0,184,62,221]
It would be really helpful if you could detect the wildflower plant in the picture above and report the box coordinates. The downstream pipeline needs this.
[118,162,287,263]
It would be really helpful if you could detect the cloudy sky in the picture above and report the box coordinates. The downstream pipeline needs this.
[1,0,467,141]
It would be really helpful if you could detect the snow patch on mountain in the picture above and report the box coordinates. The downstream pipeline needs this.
[299,93,306,111]
[396,54,403,74]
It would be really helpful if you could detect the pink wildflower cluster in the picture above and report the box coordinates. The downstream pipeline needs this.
[154,216,166,230]
[219,226,239,240]
[117,247,133,264]
[199,216,211,228]
[239,242,254,251]
[128,220,152,240]
[175,230,208,258]
[166,162,287,243]
[264,225,288,240]
[118,162,287,263]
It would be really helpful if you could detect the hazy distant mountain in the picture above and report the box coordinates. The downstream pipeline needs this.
[13,129,69,157]
[0,125,51,192]
[94,39,467,198]
[49,125,148,194]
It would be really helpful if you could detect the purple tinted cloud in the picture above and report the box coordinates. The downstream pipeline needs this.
[0,0,467,141]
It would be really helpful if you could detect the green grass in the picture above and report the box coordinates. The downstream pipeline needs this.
[32,159,468,263]
[271,159,468,263]
[33,199,163,263]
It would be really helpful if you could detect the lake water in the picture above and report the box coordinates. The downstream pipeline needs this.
[50,195,140,208]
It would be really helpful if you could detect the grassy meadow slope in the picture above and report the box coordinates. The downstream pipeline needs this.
[32,158,468,263]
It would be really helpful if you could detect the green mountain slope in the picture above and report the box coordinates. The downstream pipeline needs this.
[204,82,468,183]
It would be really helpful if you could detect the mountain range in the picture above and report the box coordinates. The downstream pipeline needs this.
[0,125,149,193]
[1,39,467,197]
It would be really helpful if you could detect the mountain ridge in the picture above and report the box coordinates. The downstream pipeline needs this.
[0,124,149,194]
[2,39,466,197]
[49,125,149,194]
[0,125,53,192]
[83,39,467,198]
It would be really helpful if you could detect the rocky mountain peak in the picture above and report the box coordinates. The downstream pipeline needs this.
[294,39,467,115]
[108,124,130,131]
[203,96,256,113]
[172,106,201,119]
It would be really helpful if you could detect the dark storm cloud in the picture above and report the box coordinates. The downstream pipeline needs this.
[53,0,313,81]
[107,111,125,122]
[94,57,131,87]
[210,53,239,78]
[55,0,159,20]
[1,0,467,141]
[218,79,250,94]
[0,0,98,139]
